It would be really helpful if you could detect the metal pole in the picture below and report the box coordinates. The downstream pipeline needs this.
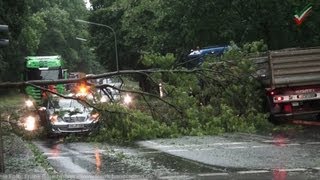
[0,113,4,173]
[75,19,119,72]
[114,31,119,72]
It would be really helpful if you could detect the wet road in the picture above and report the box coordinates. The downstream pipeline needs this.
[33,127,320,179]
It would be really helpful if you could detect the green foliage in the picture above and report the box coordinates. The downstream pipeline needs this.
[243,39,268,54]
[0,0,301,142]
[88,0,320,71]
[0,0,102,81]
[19,14,47,55]
[88,103,177,143]
[86,42,273,143]
[140,52,175,69]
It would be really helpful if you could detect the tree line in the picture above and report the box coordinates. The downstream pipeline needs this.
[0,0,101,82]
[89,0,320,71]
[2,0,314,141]
[1,0,320,81]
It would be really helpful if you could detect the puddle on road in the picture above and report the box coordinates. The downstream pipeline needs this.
[66,146,223,176]
[141,152,221,174]
[67,155,145,175]
[41,140,226,177]
[116,144,226,176]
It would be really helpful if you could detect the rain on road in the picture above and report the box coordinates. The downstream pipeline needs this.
[33,127,320,179]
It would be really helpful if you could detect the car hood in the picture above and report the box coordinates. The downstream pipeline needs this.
[49,108,91,117]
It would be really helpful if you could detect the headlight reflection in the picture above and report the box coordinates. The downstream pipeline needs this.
[123,94,132,105]
[25,100,34,108]
[24,116,36,131]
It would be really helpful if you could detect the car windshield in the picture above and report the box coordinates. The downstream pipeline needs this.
[26,69,60,80]
[40,70,60,80]
[49,98,85,111]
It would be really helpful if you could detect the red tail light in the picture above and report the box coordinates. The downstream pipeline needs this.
[275,96,284,101]
[283,104,292,113]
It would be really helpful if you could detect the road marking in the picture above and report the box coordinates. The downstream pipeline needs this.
[80,150,106,154]
[275,168,307,172]
[198,148,217,151]
[168,144,279,151]
[198,173,229,176]
[149,142,248,149]
[208,142,247,146]
[251,145,271,148]
[153,145,177,148]
[226,146,246,149]
[237,170,270,174]
[287,143,300,146]
[167,149,188,152]
[146,140,158,145]
[262,140,289,143]
[159,175,192,179]
[47,156,68,159]
[306,142,320,145]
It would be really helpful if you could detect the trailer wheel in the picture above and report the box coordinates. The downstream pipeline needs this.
[265,97,285,125]
[268,114,282,125]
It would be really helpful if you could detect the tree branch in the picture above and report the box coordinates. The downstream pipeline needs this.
[0,69,204,88]
[25,83,129,115]
[96,84,183,115]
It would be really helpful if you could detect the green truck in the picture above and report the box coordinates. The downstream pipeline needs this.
[24,56,66,105]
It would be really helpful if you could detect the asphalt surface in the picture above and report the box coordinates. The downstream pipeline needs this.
[33,127,320,179]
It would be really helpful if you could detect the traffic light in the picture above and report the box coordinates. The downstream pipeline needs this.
[0,25,9,47]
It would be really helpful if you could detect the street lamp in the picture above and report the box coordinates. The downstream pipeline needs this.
[75,19,119,72]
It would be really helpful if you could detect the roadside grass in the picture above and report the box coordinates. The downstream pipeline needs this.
[0,92,59,178]
[27,142,62,180]
[0,91,25,109]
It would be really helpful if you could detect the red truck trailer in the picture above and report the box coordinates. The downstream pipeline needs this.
[256,47,320,122]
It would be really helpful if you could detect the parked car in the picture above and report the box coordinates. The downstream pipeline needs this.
[44,96,99,135]
[96,77,122,102]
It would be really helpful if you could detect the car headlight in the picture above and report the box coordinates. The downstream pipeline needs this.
[90,113,99,122]
[38,107,46,111]
[123,94,132,105]
[50,115,58,124]
[24,116,36,131]
[100,96,108,103]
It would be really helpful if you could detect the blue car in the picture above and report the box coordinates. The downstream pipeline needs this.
[185,45,229,68]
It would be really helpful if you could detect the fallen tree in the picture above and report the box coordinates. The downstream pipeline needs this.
[0,41,273,143]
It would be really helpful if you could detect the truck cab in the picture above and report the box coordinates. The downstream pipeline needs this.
[24,56,65,105]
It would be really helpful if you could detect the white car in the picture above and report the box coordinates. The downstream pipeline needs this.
[46,97,99,134]
[96,77,122,102]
